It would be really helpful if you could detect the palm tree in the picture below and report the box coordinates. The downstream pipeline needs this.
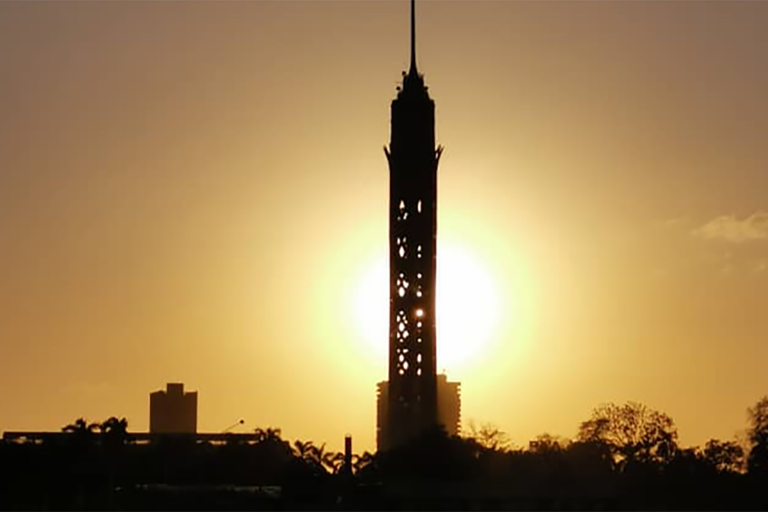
[292,439,315,461]
[62,417,100,450]
[97,417,129,508]
[309,443,335,473]
[353,451,375,473]
[292,440,333,477]
[62,417,99,435]
[250,427,292,482]
[61,418,100,509]
[254,427,284,444]
[99,417,129,445]
[323,451,346,474]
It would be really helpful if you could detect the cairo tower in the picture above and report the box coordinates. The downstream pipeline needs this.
[376,0,459,452]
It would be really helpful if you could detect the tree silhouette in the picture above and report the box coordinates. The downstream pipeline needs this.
[746,395,768,474]
[464,421,511,452]
[320,449,345,474]
[7,401,768,510]
[58,418,103,509]
[308,442,335,474]
[292,439,315,462]
[97,417,129,508]
[98,417,128,444]
[61,417,100,452]
[577,401,678,470]
[254,426,283,443]
[62,417,99,435]
[702,439,745,473]
[352,451,375,473]
[528,433,569,454]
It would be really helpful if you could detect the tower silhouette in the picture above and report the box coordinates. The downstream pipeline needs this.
[380,0,444,452]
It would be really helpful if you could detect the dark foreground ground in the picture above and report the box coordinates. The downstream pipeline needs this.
[3,422,768,511]
[4,477,768,511]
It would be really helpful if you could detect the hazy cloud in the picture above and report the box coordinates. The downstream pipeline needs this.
[693,212,768,243]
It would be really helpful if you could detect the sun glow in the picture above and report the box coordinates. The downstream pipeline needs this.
[351,242,503,373]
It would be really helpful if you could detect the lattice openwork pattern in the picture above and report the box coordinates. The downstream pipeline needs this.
[390,193,433,381]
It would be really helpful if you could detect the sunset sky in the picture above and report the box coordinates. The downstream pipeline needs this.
[1,0,767,454]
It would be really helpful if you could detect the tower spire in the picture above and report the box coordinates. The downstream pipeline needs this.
[409,0,417,75]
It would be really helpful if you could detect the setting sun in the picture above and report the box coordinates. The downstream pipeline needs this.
[351,242,503,374]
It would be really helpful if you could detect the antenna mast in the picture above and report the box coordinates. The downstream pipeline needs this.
[410,0,417,74]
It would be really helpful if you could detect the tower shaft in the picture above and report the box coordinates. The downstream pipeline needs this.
[380,0,443,451]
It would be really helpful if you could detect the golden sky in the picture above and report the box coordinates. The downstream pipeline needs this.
[1,0,767,453]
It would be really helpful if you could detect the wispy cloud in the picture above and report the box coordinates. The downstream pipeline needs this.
[692,212,768,243]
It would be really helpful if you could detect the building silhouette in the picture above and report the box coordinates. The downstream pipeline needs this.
[378,0,444,452]
[436,373,461,436]
[377,373,460,448]
[376,381,389,450]
[149,382,197,434]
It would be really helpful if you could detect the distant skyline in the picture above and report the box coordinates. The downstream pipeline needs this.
[1,1,767,453]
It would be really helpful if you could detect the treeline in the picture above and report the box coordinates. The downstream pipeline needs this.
[1,397,768,510]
